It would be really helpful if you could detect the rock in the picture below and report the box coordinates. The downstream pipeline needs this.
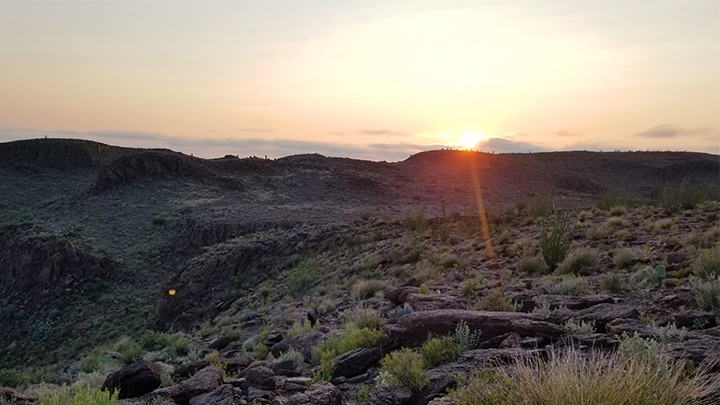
[383,309,563,349]
[270,331,326,360]
[673,310,717,329]
[516,294,614,313]
[0,387,38,404]
[404,293,466,311]
[669,333,720,372]
[551,303,639,332]
[209,336,231,351]
[170,366,224,405]
[287,382,342,405]
[188,384,236,405]
[367,386,414,405]
[667,252,688,265]
[413,372,455,405]
[429,348,535,378]
[244,365,276,390]
[270,360,300,377]
[606,318,654,336]
[246,386,273,402]
[173,357,252,381]
[386,286,421,305]
[332,347,383,378]
[101,361,161,399]
[280,377,311,393]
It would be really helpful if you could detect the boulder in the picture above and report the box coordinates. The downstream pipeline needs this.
[672,310,717,329]
[551,303,639,332]
[383,309,563,349]
[516,294,614,312]
[169,366,224,405]
[209,336,231,351]
[404,293,466,311]
[287,382,342,405]
[0,387,38,404]
[188,384,236,405]
[332,347,383,378]
[367,386,414,405]
[386,286,421,305]
[270,331,326,359]
[173,357,252,381]
[669,333,720,372]
[101,361,161,399]
[244,365,276,390]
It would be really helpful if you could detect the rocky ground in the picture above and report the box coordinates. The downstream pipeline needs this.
[0,138,719,404]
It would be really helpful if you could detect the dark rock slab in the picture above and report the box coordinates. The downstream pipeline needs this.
[188,384,236,405]
[0,387,38,404]
[551,303,639,332]
[287,382,342,405]
[404,293,466,311]
[101,361,161,399]
[332,347,383,378]
[673,310,717,329]
[383,309,563,349]
[270,331,326,360]
[173,357,252,381]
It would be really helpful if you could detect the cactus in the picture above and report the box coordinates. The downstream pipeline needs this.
[395,303,414,319]
[631,265,666,288]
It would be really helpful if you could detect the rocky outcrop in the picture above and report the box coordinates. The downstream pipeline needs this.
[95,150,212,190]
[0,138,124,168]
[286,382,342,405]
[173,357,253,382]
[383,310,563,349]
[151,366,224,405]
[0,224,112,288]
[0,387,38,404]
[101,361,162,399]
[332,347,383,379]
[271,332,327,360]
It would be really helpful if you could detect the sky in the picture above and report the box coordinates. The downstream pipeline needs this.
[0,1,718,161]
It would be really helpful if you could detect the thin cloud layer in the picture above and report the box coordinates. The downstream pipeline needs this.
[634,124,718,139]
[475,137,550,153]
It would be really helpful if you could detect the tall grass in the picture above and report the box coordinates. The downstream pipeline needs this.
[454,347,715,405]
[539,211,574,271]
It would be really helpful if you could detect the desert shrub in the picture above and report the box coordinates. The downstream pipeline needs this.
[474,289,518,312]
[377,348,428,392]
[285,258,318,297]
[528,194,554,218]
[196,319,219,338]
[168,335,190,357]
[347,309,385,331]
[278,347,305,368]
[556,247,599,275]
[531,297,552,316]
[549,275,589,296]
[693,277,720,312]
[613,247,637,269]
[418,283,432,294]
[539,211,574,271]
[562,319,596,335]
[455,320,481,352]
[516,255,549,275]
[617,333,669,370]
[438,252,459,268]
[452,346,709,405]
[112,337,143,365]
[311,350,335,383]
[285,319,317,339]
[420,336,462,368]
[405,210,428,232]
[39,384,119,405]
[653,323,687,343]
[631,265,666,289]
[595,190,624,211]
[396,243,425,265]
[138,330,174,351]
[659,179,710,214]
[310,327,386,365]
[460,278,479,296]
[253,343,269,360]
[693,248,720,281]
[351,279,386,299]
[0,368,25,388]
[600,273,630,293]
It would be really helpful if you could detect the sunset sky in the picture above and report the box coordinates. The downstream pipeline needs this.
[1,1,718,161]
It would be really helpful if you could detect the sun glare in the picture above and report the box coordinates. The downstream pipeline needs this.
[459,132,482,149]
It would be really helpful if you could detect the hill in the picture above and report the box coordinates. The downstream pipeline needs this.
[0,138,718,404]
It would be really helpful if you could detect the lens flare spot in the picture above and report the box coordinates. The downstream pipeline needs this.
[169,289,176,295]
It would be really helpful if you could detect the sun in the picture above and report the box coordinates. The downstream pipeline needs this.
[459,132,482,149]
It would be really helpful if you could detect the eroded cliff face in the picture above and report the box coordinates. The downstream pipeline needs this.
[0,224,113,288]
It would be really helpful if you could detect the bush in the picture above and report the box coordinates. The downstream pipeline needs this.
[278,347,305,368]
[253,343,269,360]
[286,258,318,297]
[460,279,479,296]
[474,289,518,312]
[612,248,637,269]
[418,283,432,294]
[549,275,589,296]
[0,368,25,388]
[516,256,549,275]
[557,247,599,275]
[39,384,119,405]
[454,320,481,352]
[347,309,385,331]
[539,211,574,271]
[420,336,462,368]
[528,194,554,218]
[112,337,143,365]
[138,330,174,351]
[285,319,317,339]
[659,179,708,214]
[453,347,709,405]
[562,319,596,335]
[351,279,386,299]
[310,327,386,365]
[694,248,720,281]
[693,277,720,312]
[377,348,428,392]
[405,210,428,233]
[600,273,630,293]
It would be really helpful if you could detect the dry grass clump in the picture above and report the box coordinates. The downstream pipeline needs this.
[556,247,599,275]
[351,279,386,299]
[693,248,720,281]
[453,347,715,405]
[612,247,638,269]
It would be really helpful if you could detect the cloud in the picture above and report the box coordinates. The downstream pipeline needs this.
[368,142,434,151]
[326,131,347,136]
[360,129,408,137]
[634,124,719,139]
[552,129,580,137]
[475,137,550,153]
[236,127,276,133]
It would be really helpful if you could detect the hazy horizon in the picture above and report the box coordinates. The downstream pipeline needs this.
[1,1,718,160]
